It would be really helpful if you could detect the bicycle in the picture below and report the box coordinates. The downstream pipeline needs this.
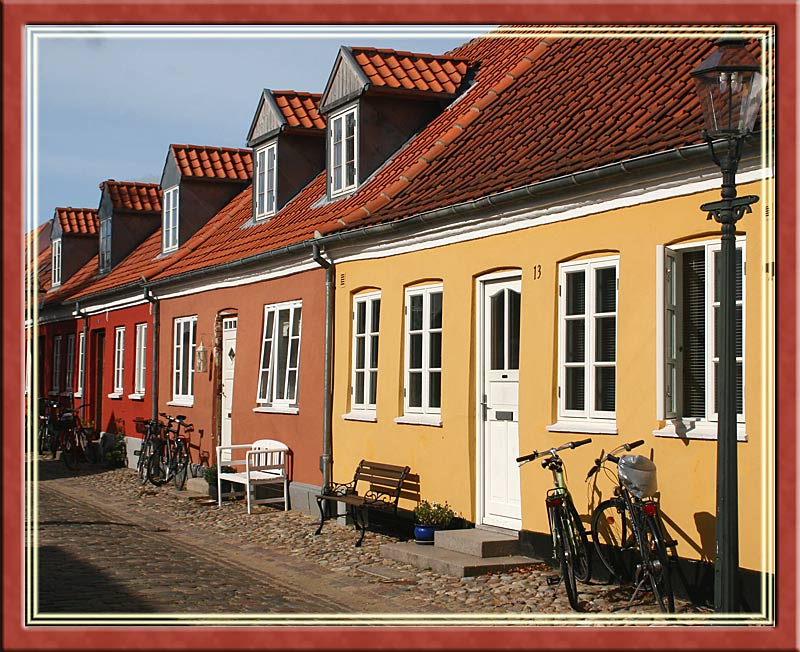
[517,438,592,611]
[586,440,675,613]
[133,417,164,485]
[51,403,94,471]
[37,398,60,456]
[147,413,192,489]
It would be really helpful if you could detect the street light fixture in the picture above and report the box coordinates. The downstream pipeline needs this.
[691,36,762,613]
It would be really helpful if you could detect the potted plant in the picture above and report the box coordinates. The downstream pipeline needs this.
[204,464,236,500]
[413,500,456,544]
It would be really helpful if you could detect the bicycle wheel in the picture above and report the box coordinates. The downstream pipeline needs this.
[566,498,592,583]
[38,422,49,455]
[147,448,166,486]
[80,429,98,464]
[62,432,80,471]
[553,507,581,611]
[50,429,60,459]
[591,497,634,583]
[137,440,152,484]
[641,513,675,613]
[173,442,189,490]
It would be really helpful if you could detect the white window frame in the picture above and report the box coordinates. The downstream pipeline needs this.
[329,104,358,198]
[99,215,112,272]
[51,238,62,287]
[51,335,62,394]
[131,323,147,398]
[400,284,443,420]
[64,333,76,395]
[655,238,746,440]
[162,186,179,253]
[171,316,196,406]
[549,256,619,434]
[346,291,381,419]
[254,141,277,220]
[255,300,302,412]
[75,332,85,398]
[109,326,125,397]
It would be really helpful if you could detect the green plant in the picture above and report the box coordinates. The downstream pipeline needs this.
[204,464,235,484]
[413,500,456,527]
[103,422,128,468]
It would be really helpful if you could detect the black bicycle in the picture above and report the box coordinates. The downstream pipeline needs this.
[586,440,675,612]
[147,413,192,489]
[517,438,592,611]
[37,398,60,455]
[133,417,164,485]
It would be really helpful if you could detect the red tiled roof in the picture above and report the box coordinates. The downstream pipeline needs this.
[272,91,326,131]
[350,47,470,96]
[55,207,99,236]
[171,144,252,181]
[101,180,162,212]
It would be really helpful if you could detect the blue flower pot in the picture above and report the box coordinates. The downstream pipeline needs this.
[414,524,438,544]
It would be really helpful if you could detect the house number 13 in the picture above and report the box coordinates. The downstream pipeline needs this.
[532,265,542,280]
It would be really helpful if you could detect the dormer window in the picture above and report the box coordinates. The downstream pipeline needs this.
[329,105,358,197]
[51,238,61,287]
[254,142,277,221]
[98,215,112,272]
[162,186,179,253]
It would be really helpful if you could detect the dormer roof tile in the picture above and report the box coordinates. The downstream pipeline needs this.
[54,207,99,236]
[170,144,253,181]
[272,91,326,131]
[101,180,162,213]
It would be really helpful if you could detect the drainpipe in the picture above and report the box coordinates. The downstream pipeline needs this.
[144,287,159,422]
[311,243,334,490]
[73,302,88,401]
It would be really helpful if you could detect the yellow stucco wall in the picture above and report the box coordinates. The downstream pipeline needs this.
[330,179,773,573]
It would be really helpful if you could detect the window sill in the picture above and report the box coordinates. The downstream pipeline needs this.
[654,420,747,442]
[128,393,145,401]
[107,392,123,400]
[168,399,194,408]
[60,391,72,397]
[342,411,377,423]
[48,391,60,396]
[73,392,83,399]
[253,405,299,415]
[546,420,618,435]
[394,414,442,427]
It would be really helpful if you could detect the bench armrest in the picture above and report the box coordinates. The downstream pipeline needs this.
[320,480,357,497]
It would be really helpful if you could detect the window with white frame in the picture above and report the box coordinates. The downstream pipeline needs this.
[134,323,147,395]
[64,334,76,393]
[173,316,196,403]
[254,142,277,220]
[162,186,179,253]
[557,257,618,424]
[329,105,358,197]
[351,292,381,413]
[403,285,443,416]
[659,239,745,427]
[51,239,62,287]
[112,327,125,395]
[257,301,302,407]
[99,216,112,272]
[51,335,62,394]
[76,332,85,397]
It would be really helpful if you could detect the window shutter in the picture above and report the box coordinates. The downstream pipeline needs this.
[682,249,706,419]
[660,247,679,419]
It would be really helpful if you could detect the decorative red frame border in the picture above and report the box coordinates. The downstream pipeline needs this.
[3,2,796,650]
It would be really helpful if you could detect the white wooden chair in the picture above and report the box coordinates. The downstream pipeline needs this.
[215,439,289,514]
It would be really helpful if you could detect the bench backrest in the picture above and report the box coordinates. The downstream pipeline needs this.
[353,460,418,508]
[247,439,289,473]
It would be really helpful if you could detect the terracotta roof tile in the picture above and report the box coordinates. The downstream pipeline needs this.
[350,47,470,97]
[171,144,253,181]
[54,207,99,236]
[101,180,162,212]
[271,91,326,131]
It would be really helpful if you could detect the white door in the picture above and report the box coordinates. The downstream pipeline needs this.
[220,317,237,463]
[479,276,522,530]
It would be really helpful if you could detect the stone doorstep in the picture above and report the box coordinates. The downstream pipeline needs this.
[381,541,539,578]
[434,528,520,558]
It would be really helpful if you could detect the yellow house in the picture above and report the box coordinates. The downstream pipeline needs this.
[317,28,774,610]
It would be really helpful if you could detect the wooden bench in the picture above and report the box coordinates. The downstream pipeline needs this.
[315,460,419,547]
[215,439,289,514]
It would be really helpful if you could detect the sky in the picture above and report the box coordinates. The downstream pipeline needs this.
[30,25,495,229]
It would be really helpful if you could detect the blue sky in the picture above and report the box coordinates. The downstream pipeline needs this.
[30,26,494,228]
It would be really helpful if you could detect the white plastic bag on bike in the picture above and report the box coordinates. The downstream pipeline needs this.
[617,455,658,499]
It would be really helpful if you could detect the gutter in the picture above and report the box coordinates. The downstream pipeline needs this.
[311,243,334,491]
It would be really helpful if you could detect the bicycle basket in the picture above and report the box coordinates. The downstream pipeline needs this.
[617,455,658,499]
[54,412,75,431]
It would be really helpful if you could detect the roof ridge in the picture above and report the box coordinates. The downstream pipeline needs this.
[323,41,552,233]
[171,143,252,154]
[271,90,322,98]
[103,179,161,188]
[349,46,471,62]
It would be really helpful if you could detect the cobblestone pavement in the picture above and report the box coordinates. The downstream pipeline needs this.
[30,456,709,624]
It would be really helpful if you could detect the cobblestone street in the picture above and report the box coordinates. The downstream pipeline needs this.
[29,456,704,624]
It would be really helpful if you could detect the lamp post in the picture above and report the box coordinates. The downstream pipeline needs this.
[691,37,762,613]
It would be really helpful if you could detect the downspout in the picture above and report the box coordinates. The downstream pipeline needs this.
[144,287,159,422]
[311,243,334,491]
[73,302,88,400]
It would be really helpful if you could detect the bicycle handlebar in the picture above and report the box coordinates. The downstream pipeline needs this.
[585,439,646,480]
[517,438,592,465]
[159,412,193,431]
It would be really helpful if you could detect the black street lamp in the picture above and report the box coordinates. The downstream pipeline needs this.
[691,36,762,613]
